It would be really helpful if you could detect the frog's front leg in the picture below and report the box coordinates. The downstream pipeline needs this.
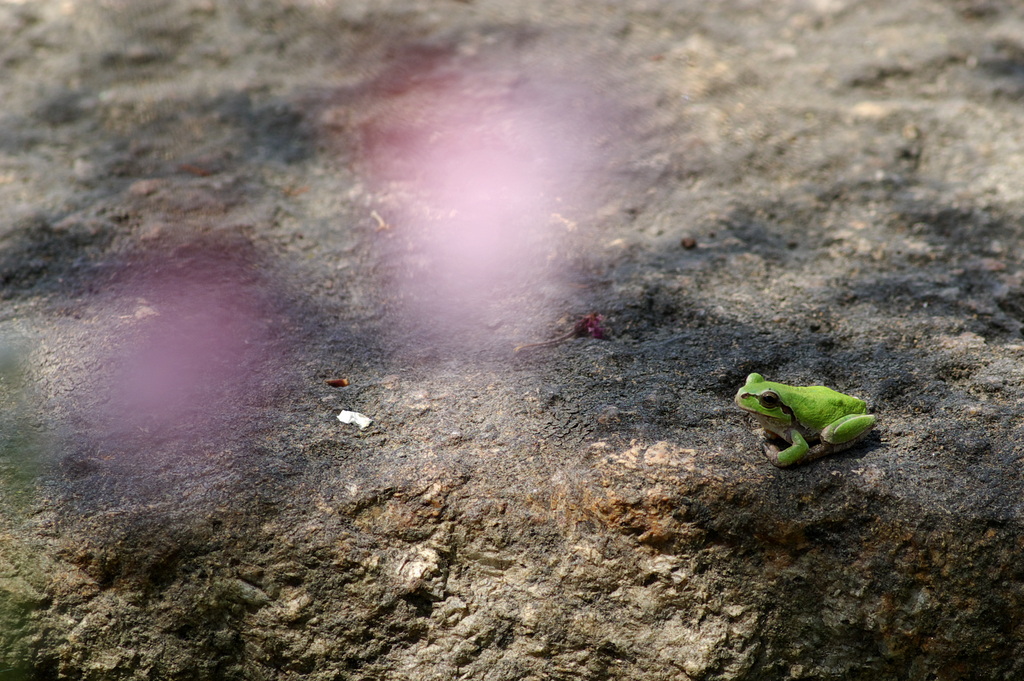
[766,429,810,467]
[820,413,876,447]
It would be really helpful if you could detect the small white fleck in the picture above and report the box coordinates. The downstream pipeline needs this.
[338,410,373,429]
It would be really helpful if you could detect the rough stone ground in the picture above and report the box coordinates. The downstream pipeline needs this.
[2,0,1024,679]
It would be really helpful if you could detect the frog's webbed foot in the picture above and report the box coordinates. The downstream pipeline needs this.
[762,439,789,467]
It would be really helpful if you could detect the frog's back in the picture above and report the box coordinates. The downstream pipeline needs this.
[789,384,867,430]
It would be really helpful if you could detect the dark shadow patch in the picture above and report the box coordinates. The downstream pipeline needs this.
[0,214,116,300]
[891,202,1012,248]
[954,0,1005,19]
[978,38,1024,98]
[213,92,313,165]
[834,199,1024,339]
[103,90,314,175]
[34,88,94,127]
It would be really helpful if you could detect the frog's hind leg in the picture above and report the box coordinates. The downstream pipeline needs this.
[821,414,876,446]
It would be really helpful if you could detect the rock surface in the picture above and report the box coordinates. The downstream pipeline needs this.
[2,1,1024,679]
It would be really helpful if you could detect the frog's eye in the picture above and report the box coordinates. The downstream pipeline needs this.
[758,391,781,409]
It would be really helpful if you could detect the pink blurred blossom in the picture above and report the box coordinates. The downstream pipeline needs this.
[353,57,614,338]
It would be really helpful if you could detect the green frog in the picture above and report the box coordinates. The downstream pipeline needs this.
[735,373,876,467]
